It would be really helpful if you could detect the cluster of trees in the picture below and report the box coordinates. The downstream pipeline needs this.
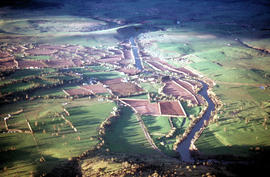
[96,108,120,150]
[0,73,85,103]
[173,104,208,151]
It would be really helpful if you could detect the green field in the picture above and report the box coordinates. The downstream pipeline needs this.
[83,71,124,80]
[26,55,51,60]
[140,28,270,157]
[104,107,155,155]
[0,69,43,86]
[123,94,148,100]
[0,98,115,176]
[139,82,163,93]
[142,115,190,156]
[0,0,270,176]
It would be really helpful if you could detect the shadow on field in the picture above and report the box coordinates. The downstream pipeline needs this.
[45,157,82,177]
[0,145,64,176]
[142,115,162,133]
[194,144,270,177]
[104,107,156,155]
[84,72,121,81]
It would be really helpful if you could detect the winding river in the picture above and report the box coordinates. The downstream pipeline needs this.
[129,37,143,70]
[130,36,215,162]
[177,81,215,162]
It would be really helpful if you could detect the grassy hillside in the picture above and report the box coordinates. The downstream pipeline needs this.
[0,98,115,176]
[104,107,156,155]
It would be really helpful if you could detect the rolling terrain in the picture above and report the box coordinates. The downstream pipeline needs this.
[0,0,270,176]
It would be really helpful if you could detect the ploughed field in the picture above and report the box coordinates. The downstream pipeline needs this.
[160,101,186,116]
[163,80,199,105]
[0,61,203,176]
[1,0,270,176]
[121,99,186,117]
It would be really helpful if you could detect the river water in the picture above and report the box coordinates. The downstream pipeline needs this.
[130,36,215,162]
[177,81,215,162]
[129,37,143,70]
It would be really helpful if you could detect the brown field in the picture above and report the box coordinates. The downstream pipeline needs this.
[179,79,205,105]
[109,82,144,96]
[44,59,75,68]
[26,48,58,55]
[184,79,202,89]
[102,78,123,85]
[0,60,17,70]
[64,88,93,96]
[102,78,144,96]
[72,59,83,66]
[174,79,195,93]
[196,94,206,105]
[159,101,186,117]
[118,67,140,75]
[121,99,160,115]
[163,80,198,105]
[176,67,197,77]
[108,49,123,55]
[0,52,12,58]
[155,60,197,77]
[119,59,132,66]
[80,84,109,94]
[123,49,132,60]
[147,61,168,71]
[18,60,46,68]
[98,57,122,64]
[38,44,65,51]
[121,99,187,117]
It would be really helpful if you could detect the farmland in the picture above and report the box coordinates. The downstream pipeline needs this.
[0,0,270,176]
[0,98,116,176]
[103,107,157,155]
[140,27,270,160]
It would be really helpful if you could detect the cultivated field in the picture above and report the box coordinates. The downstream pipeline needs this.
[121,99,186,117]
[1,0,270,176]
[80,83,109,94]
[121,99,160,116]
[140,26,270,158]
[163,80,198,105]
[0,98,116,176]
[160,101,186,117]
[102,78,144,96]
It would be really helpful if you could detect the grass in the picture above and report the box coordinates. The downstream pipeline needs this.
[26,55,51,60]
[0,98,116,176]
[0,68,81,96]
[0,69,43,86]
[83,71,124,80]
[139,26,270,157]
[0,82,37,94]
[142,115,190,156]
[0,0,270,174]
[31,84,78,97]
[123,94,148,100]
[181,102,202,117]
[86,65,111,72]
[104,107,155,155]
[195,83,270,157]
[142,116,171,136]
[139,82,163,93]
